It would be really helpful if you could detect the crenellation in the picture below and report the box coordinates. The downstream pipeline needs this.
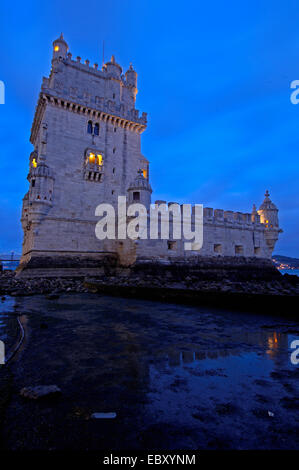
[214,209,224,219]
[204,207,213,218]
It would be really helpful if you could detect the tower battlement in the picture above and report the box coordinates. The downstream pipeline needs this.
[31,35,147,144]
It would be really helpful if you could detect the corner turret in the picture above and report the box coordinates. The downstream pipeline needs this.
[127,169,152,209]
[125,63,138,101]
[258,190,282,253]
[258,190,279,227]
[52,33,68,60]
[104,55,122,79]
[125,63,137,88]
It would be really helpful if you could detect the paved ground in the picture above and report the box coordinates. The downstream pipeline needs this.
[0,293,298,450]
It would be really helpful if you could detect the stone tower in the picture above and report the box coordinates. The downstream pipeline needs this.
[18,35,282,277]
[19,34,149,274]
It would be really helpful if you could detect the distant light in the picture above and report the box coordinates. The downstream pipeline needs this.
[32,158,37,168]
[54,45,59,52]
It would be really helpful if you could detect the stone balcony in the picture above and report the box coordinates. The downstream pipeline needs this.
[83,161,104,182]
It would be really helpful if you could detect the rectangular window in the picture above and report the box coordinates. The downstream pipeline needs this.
[168,241,177,251]
[133,191,140,201]
[254,247,261,255]
[235,245,244,255]
[214,244,222,254]
[32,179,35,187]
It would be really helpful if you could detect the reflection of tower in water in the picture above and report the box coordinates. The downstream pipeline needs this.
[164,329,290,368]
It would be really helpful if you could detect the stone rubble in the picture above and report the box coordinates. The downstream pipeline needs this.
[1,269,299,297]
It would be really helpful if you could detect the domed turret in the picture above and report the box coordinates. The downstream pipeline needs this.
[127,169,152,208]
[105,55,122,79]
[257,190,282,254]
[52,33,68,60]
[125,63,137,89]
[30,162,54,179]
[125,63,138,102]
[28,162,54,207]
[258,190,279,228]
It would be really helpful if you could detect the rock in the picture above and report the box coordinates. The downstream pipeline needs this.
[10,290,23,296]
[20,385,61,400]
[46,293,60,300]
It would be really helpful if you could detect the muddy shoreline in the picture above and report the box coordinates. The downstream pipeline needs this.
[84,282,299,318]
[1,268,299,318]
[0,293,298,450]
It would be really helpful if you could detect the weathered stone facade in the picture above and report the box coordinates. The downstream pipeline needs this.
[19,35,282,276]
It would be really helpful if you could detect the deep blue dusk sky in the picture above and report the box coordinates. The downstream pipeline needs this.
[0,1,299,256]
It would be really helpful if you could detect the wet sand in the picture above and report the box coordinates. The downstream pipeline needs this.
[0,293,298,450]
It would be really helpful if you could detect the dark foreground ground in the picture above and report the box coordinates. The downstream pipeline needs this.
[0,293,298,450]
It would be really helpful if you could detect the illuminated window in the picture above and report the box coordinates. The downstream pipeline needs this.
[89,152,96,164]
[54,45,59,52]
[142,169,147,179]
[94,123,99,135]
[86,150,104,167]
[87,121,93,134]
[32,158,37,168]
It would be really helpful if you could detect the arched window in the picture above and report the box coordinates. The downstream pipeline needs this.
[94,123,99,135]
[86,150,104,167]
[87,121,93,134]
